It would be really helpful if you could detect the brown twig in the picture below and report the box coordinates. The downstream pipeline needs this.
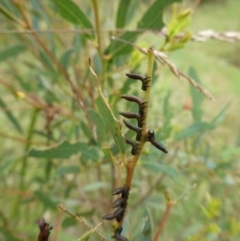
[153,195,175,241]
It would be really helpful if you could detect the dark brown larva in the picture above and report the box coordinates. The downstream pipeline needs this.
[125,138,139,155]
[126,73,151,91]
[119,111,140,120]
[121,94,144,106]
[147,129,168,153]
[112,186,128,195]
[102,213,116,220]
[113,227,128,241]
[112,197,125,208]
[123,120,141,133]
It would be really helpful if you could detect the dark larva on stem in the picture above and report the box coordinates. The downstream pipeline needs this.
[121,187,130,200]
[102,213,116,220]
[126,73,146,81]
[119,111,141,120]
[147,129,168,153]
[123,120,141,133]
[121,94,144,107]
[125,138,139,155]
[112,197,126,208]
[112,186,128,195]
[113,227,128,241]
[114,207,125,218]
[150,139,168,153]
[126,73,150,91]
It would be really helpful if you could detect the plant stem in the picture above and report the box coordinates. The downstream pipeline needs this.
[20,108,39,189]
[153,200,175,241]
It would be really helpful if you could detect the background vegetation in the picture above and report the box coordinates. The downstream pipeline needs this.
[0,0,239,240]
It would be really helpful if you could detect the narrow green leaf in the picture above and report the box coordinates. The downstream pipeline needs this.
[0,98,23,133]
[138,208,152,241]
[210,102,230,127]
[138,0,182,30]
[0,45,26,62]
[130,215,149,241]
[96,96,126,153]
[56,165,80,175]
[39,50,55,71]
[52,0,93,38]
[106,0,182,57]
[0,3,23,25]
[116,0,131,28]
[88,109,106,144]
[89,64,126,154]
[142,162,179,179]
[60,48,74,70]
[34,190,57,209]
[175,121,209,141]
[0,227,22,241]
[28,140,86,159]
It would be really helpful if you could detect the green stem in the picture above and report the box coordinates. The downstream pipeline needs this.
[20,108,39,189]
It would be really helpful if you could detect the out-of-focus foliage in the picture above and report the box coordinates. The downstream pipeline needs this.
[0,0,240,240]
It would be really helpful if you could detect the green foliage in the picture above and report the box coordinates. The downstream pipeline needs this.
[0,0,239,241]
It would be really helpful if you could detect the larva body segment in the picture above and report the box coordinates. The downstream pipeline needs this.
[112,197,125,208]
[112,186,128,195]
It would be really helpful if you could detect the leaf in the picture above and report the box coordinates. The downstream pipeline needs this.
[56,165,80,175]
[142,161,179,179]
[84,182,109,192]
[116,0,131,28]
[188,67,204,121]
[210,102,230,127]
[60,48,74,70]
[0,45,26,62]
[89,63,126,154]
[106,0,182,57]
[52,0,93,38]
[0,227,22,241]
[88,109,106,144]
[138,208,152,241]
[0,97,23,133]
[174,121,209,141]
[28,140,86,159]
[138,0,182,30]
[34,190,57,209]
[130,215,149,241]
[39,50,55,71]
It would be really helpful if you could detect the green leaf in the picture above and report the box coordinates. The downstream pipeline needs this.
[0,97,23,133]
[39,50,55,71]
[138,0,182,30]
[60,48,74,70]
[138,208,152,241]
[56,165,80,175]
[52,0,93,38]
[116,0,131,28]
[189,67,204,121]
[0,227,22,241]
[84,182,109,192]
[210,102,230,127]
[174,121,209,141]
[95,96,126,153]
[130,214,149,241]
[0,45,26,62]
[28,140,86,159]
[34,190,57,209]
[142,161,179,179]
[89,64,126,154]
[88,109,106,144]
[106,0,182,57]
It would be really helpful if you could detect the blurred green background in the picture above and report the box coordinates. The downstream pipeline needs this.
[0,0,239,240]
